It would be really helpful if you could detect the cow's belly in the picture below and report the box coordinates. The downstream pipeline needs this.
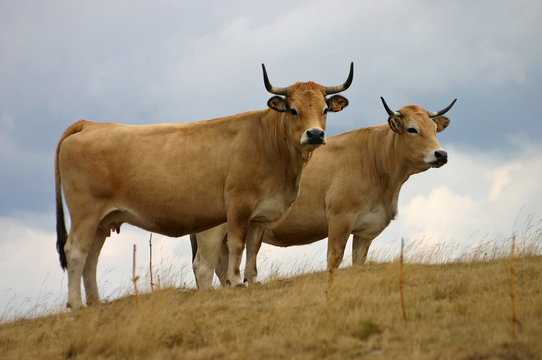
[352,204,391,239]
[99,203,227,238]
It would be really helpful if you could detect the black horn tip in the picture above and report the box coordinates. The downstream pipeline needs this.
[325,62,354,94]
[429,98,458,117]
[380,96,394,116]
[261,64,271,91]
[345,61,354,87]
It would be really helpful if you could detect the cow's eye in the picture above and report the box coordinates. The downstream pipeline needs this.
[407,127,418,134]
[323,108,328,115]
[290,109,298,116]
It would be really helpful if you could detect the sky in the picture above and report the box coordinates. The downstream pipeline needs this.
[1,0,541,319]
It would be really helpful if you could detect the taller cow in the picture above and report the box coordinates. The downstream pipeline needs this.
[191,97,456,288]
[55,63,353,309]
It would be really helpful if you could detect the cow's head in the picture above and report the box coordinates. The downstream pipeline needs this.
[263,63,352,150]
[381,97,456,171]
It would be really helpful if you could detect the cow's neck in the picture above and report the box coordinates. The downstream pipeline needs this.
[366,126,415,216]
[260,111,311,189]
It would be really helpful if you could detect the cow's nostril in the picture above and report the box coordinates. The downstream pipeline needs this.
[303,128,326,145]
[435,150,448,161]
[306,129,325,138]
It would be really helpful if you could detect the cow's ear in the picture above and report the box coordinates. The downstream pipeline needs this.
[433,115,450,133]
[267,96,289,112]
[327,95,349,112]
[388,115,402,133]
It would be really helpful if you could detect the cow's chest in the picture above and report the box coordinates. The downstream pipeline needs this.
[352,203,394,237]
[251,189,299,228]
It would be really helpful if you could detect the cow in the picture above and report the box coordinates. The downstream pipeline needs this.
[55,63,353,309]
[191,97,456,289]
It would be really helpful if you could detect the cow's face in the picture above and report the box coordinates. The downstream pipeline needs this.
[263,63,353,151]
[267,82,349,150]
[384,100,454,172]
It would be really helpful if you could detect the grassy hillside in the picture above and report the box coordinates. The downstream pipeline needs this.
[1,255,541,359]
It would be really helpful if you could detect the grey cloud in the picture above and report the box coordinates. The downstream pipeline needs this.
[1,0,541,217]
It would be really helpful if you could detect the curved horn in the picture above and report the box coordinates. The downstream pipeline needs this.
[262,64,287,96]
[427,98,457,118]
[380,97,401,117]
[325,62,354,95]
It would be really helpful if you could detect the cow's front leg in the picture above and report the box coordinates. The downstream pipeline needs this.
[244,224,264,284]
[352,234,373,266]
[326,215,355,270]
[226,207,251,287]
[215,240,229,286]
[326,214,354,294]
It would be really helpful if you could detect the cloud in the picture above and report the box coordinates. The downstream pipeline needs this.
[488,163,523,202]
[401,186,477,234]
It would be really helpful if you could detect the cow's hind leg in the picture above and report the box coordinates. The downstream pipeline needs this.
[192,224,228,289]
[64,220,99,310]
[82,228,107,306]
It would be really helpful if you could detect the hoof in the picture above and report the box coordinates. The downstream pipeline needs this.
[225,279,247,288]
[66,302,84,311]
[244,278,260,285]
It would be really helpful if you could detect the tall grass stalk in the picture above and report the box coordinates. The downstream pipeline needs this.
[132,244,141,307]
[149,233,154,292]
[510,235,518,339]
[400,238,407,322]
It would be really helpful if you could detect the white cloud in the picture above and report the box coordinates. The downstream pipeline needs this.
[488,163,523,202]
[401,186,477,237]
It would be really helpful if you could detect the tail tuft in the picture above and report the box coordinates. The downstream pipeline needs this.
[56,205,68,270]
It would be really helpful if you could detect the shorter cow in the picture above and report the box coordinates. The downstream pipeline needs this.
[191,97,456,288]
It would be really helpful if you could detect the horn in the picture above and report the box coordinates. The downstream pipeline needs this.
[325,62,354,95]
[380,97,401,117]
[427,98,457,118]
[262,64,287,96]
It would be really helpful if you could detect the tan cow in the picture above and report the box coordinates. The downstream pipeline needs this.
[191,97,456,288]
[55,63,353,309]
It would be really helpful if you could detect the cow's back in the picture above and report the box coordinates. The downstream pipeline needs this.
[58,111,270,236]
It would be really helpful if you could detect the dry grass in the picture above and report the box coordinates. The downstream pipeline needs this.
[1,254,541,359]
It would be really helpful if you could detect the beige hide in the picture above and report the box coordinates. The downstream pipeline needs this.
[192,98,456,288]
[55,64,353,309]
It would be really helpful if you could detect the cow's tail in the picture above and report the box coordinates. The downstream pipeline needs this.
[190,234,198,262]
[55,120,92,270]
